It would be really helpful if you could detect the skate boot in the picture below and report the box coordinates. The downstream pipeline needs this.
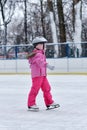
[46,102,60,110]
[28,105,39,111]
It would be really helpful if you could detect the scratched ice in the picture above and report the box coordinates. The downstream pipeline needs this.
[0,75,87,130]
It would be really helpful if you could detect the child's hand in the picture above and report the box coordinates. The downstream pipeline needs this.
[47,64,55,70]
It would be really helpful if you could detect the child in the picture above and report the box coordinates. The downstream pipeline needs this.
[27,36,60,110]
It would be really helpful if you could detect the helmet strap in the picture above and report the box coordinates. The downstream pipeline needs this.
[34,43,45,50]
[35,47,40,50]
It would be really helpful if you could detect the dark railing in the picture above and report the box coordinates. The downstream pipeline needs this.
[0,42,87,59]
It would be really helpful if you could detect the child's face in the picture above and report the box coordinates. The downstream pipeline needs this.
[36,43,44,50]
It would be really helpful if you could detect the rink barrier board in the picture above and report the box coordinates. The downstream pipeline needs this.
[0,72,87,75]
[0,58,87,75]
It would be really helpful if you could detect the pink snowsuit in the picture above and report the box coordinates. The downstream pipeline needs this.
[27,49,54,107]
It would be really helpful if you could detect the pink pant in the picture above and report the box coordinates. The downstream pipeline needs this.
[27,76,54,107]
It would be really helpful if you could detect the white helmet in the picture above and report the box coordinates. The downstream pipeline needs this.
[32,36,47,45]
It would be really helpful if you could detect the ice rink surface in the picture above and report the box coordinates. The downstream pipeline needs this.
[0,74,87,130]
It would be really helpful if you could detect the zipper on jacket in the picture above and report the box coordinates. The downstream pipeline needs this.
[40,68,41,76]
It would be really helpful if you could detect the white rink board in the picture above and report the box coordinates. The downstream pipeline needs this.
[0,58,87,74]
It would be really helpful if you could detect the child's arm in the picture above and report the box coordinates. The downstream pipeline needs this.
[34,53,47,67]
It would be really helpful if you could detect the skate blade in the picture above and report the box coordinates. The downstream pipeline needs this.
[46,104,60,110]
[28,108,39,112]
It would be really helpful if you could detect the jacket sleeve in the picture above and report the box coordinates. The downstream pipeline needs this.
[33,53,47,68]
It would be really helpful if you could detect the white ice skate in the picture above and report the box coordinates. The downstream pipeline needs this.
[28,105,39,112]
[46,102,60,110]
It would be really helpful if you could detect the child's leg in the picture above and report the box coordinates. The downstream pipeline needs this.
[27,77,43,107]
[41,77,54,106]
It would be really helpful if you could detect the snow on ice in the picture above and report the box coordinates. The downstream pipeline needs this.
[0,75,87,130]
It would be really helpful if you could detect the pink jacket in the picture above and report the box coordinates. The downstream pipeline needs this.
[28,49,47,78]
